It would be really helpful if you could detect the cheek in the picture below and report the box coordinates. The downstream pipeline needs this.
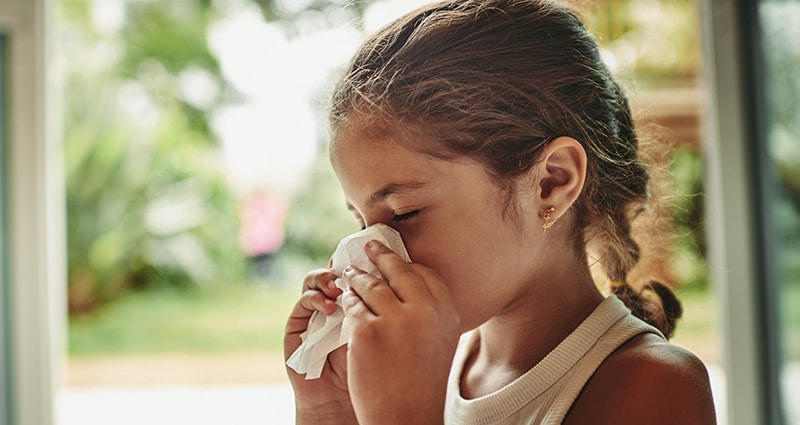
[404,231,497,298]
[400,205,517,286]
[401,221,535,329]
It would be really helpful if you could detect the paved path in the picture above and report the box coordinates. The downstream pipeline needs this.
[58,384,296,425]
[58,364,743,425]
[57,363,800,425]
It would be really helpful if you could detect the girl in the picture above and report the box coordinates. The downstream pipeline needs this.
[284,0,717,423]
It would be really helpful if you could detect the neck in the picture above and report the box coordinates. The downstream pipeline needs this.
[460,268,604,398]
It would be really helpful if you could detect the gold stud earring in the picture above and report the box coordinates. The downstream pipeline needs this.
[542,206,557,234]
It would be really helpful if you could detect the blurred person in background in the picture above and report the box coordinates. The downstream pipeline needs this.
[239,188,288,281]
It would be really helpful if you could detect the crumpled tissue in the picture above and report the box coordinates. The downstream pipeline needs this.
[286,223,411,379]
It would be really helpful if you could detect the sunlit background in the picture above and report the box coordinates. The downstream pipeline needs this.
[53,0,800,424]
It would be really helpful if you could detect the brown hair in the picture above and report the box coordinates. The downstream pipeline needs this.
[329,0,681,338]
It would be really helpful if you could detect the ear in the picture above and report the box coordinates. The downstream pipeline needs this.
[535,136,587,216]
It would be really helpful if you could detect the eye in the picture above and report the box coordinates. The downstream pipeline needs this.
[392,210,420,223]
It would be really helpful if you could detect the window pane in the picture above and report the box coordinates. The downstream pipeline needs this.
[759,2,800,424]
[0,32,13,425]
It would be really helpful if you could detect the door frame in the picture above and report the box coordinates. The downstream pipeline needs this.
[700,0,785,424]
[0,0,64,424]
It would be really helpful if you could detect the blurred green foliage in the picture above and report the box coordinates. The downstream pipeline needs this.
[62,0,712,316]
[761,3,800,361]
[580,0,700,87]
[761,3,800,274]
[282,154,359,267]
[670,147,707,289]
[62,0,370,314]
[63,0,244,313]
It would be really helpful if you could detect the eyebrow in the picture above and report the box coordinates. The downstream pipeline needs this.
[346,181,428,211]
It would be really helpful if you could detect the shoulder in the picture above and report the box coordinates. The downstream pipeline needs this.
[564,333,717,425]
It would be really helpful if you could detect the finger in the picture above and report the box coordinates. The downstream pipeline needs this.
[364,240,435,303]
[283,290,339,358]
[302,289,340,315]
[284,298,315,359]
[340,288,376,322]
[303,268,343,299]
[342,265,400,315]
[286,290,338,335]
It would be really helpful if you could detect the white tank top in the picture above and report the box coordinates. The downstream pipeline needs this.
[444,296,664,425]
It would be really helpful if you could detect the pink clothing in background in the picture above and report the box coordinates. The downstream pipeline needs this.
[239,191,288,257]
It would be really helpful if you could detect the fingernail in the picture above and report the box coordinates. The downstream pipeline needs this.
[343,265,355,275]
[327,279,338,290]
[366,240,383,251]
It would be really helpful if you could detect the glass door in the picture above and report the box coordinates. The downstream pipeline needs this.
[755,1,800,423]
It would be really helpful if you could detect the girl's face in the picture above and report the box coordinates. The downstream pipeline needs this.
[331,129,549,331]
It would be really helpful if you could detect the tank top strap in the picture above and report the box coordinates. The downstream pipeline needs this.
[540,299,665,424]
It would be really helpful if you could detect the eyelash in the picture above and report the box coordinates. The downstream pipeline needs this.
[353,210,420,230]
[392,210,420,222]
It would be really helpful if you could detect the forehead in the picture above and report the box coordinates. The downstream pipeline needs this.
[330,126,441,185]
[330,126,490,207]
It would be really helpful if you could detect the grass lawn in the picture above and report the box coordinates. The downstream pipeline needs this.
[68,283,300,357]
[69,281,725,364]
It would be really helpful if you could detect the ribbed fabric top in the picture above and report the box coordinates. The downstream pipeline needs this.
[444,296,664,425]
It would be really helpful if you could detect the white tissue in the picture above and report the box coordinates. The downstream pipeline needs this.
[286,223,411,379]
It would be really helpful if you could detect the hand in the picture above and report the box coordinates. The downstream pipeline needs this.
[284,268,357,424]
[340,240,461,425]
